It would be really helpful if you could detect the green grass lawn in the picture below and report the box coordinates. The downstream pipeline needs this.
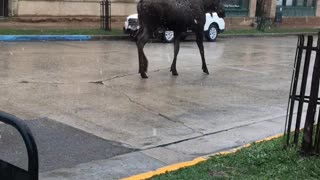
[150,136,320,179]
[0,28,318,36]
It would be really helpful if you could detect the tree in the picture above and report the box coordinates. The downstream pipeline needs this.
[255,0,271,31]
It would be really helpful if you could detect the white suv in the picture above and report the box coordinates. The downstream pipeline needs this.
[123,13,225,42]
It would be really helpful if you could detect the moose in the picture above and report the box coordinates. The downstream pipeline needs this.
[136,0,225,78]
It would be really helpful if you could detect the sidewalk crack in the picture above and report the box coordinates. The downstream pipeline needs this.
[143,114,288,149]
[158,113,200,135]
[103,84,199,134]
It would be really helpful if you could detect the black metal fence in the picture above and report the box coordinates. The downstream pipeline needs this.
[100,0,111,31]
[0,112,39,180]
[0,0,8,17]
[285,32,320,155]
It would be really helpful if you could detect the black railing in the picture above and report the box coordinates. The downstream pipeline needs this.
[100,0,111,31]
[285,32,320,155]
[0,0,9,17]
[0,111,39,180]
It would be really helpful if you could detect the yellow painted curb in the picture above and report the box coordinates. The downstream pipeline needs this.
[255,133,282,143]
[121,133,284,180]
[121,157,206,180]
[206,133,283,158]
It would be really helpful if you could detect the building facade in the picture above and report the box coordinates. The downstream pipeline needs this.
[1,0,320,28]
[223,0,320,28]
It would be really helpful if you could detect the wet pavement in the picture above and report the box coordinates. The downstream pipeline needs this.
[0,37,300,179]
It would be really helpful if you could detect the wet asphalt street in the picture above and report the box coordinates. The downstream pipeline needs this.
[0,36,304,179]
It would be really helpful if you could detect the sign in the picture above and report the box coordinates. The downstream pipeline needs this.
[223,0,241,8]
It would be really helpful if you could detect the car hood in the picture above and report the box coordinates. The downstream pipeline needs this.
[206,12,219,17]
[128,12,219,19]
[127,14,138,19]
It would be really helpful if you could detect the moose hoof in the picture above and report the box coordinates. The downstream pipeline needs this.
[203,68,209,74]
[172,71,179,76]
[140,72,148,79]
[170,69,179,76]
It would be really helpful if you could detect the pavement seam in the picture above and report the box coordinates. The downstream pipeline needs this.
[0,59,284,86]
[141,113,288,150]
[103,84,199,135]
[121,133,283,180]
[158,113,198,134]
[0,63,251,86]
[89,72,138,83]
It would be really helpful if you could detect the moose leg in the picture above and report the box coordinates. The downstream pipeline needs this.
[136,26,150,78]
[170,32,182,76]
[195,31,209,74]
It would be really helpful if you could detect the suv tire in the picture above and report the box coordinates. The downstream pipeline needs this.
[205,24,218,42]
[162,31,174,43]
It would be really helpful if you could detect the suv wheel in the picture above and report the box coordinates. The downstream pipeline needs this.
[162,31,174,43]
[205,24,218,42]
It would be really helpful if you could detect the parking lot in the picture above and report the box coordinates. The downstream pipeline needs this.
[0,36,299,179]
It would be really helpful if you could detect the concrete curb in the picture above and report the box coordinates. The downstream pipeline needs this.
[90,35,130,41]
[121,133,283,180]
[0,35,130,42]
[220,32,318,38]
[0,32,317,42]
[0,35,92,42]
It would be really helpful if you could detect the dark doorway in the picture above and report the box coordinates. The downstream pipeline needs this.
[0,0,8,17]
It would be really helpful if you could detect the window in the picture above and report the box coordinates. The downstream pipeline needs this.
[286,0,294,6]
[282,0,315,6]
[279,0,316,16]
[277,0,283,6]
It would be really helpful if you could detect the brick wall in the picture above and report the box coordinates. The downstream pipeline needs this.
[281,17,320,27]
[224,17,255,29]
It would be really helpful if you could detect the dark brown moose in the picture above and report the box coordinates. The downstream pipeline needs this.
[136,0,225,78]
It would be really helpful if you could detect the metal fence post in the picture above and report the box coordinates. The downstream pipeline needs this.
[285,32,320,155]
[293,36,313,145]
[285,35,305,145]
[301,33,320,154]
[100,0,111,31]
